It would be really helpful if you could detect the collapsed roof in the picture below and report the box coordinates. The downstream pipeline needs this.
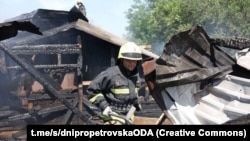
[155,25,249,89]
[144,25,250,124]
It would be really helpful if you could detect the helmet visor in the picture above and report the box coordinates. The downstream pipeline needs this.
[121,52,142,60]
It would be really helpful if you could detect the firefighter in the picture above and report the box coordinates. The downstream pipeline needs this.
[87,42,143,125]
[76,0,86,16]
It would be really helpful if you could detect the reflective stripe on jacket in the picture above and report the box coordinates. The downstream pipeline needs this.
[87,65,140,114]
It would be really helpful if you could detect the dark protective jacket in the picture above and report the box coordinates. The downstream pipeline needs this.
[87,63,140,114]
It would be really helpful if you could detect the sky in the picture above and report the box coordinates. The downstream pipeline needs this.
[0,0,135,38]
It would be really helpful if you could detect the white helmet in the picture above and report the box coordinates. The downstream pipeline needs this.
[118,42,142,60]
[77,0,83,4]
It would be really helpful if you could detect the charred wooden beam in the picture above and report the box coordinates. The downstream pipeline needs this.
[7,64,79,70]
[0,125,25,132]
[37,105,67,115]
[8,113,32,121]
[7,104,68,122]
[11,49,80,55]
[0,120,27,128]
[0,43,98,125]
[11,44,80,55]
[0,111,18,119]
[155,113,167,125]
[2,103,92,127]
[0,51,7,74]
[77,35,83,113]
[12,44,79,50]
[211,38,250,50]
[61,97,78,125]
[8,21,76,46]
[18,93,78,101]
[134,101,163,118]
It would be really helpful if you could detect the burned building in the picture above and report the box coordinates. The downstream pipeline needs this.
[0,8,120,107]
[1,5,250,140]
[0,7,163,139]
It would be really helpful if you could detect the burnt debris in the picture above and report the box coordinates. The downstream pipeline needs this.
[0,21,42,41]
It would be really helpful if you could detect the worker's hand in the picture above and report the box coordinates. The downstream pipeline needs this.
[108,112,128,125]
[102,106,112,116]
[109,115,126,125]
[103,107,123,120]
[102,107,127,125]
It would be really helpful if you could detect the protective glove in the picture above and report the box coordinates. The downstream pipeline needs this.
[109,114,126,125]
[102,106,126,125]
[102,106,112,116]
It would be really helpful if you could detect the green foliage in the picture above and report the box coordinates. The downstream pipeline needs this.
[126,0,250,55]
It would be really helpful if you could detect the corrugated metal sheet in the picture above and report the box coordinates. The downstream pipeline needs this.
[146,25,250,124]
